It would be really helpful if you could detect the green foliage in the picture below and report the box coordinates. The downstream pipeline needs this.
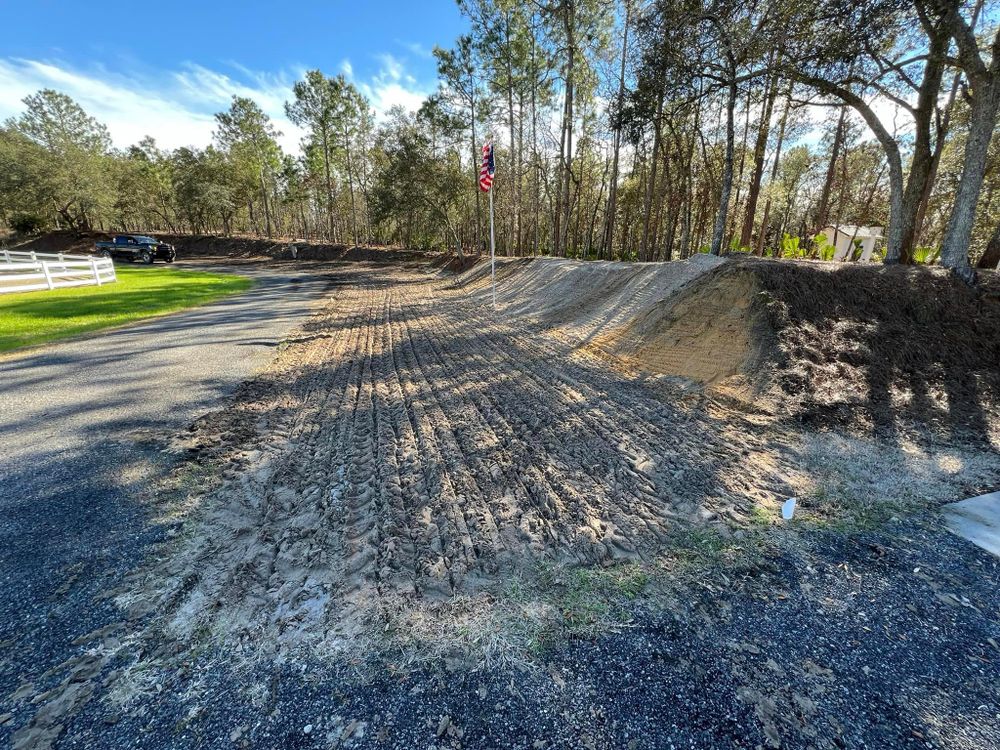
[912,246,941,264]
[780,233,805,258]
[813,232,836,261]
[3,90,112,230]
[729,235,751,254]
[9,212,48,234]
[0,0,995,261]
[370,104,466,251]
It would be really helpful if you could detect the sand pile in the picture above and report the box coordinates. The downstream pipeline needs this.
[451,255,1000,436]
[592,265,766,385]
[452,254,725,346]
[105,260,998,669]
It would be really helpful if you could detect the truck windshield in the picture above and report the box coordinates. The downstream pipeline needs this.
[133,236,157,244]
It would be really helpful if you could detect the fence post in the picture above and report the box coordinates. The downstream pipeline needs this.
[2,249,8,263]
[92,257,102,286]
[42,261,54,290]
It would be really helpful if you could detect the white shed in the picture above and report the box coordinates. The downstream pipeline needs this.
[822,225,883,262]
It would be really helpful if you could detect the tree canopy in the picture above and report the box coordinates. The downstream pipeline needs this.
[1,0,998,279]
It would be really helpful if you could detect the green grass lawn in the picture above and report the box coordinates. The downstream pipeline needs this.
[0,264,253,352]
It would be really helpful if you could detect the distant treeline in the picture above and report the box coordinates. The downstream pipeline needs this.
[1,0,998,279]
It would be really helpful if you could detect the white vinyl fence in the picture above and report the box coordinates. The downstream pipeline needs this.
[0,249,117,294]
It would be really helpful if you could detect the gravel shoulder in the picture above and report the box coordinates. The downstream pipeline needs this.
[0,261,329,748]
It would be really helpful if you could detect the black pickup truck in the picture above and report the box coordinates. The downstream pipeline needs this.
[95,235,176,264]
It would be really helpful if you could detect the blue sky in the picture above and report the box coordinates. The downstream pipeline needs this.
[0,1,469,152]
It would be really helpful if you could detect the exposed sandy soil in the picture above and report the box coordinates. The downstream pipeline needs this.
[459,255,1000,442]
[126,262,788,654]
[7,255,1000,749]
[111,258,998,666]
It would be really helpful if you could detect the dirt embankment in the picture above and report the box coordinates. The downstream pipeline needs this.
[452,253,727,346]
[6,230,430,263]
[747,260,1000,435]
[453,255,1000,438]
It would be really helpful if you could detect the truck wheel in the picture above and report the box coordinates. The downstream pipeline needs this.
[98,249,111,258]
[165,254,175,264]
[140,250,153,264]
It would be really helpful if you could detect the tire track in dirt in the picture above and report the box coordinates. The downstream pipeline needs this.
[441,288,769,523]
[420,288,693,553]
[392,291,576,570]
[138,263,792,653]
[414,297,640,562]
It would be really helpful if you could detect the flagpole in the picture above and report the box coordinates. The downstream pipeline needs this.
[489,178,496,308]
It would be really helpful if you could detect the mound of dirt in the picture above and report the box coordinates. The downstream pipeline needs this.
[593,265,766,385]
[451,254,999,437]
[591,259,1000,436]
[452,253,725,346]
[114,261,1000,672]
[6,230,105,255]
[749,259,1000,436]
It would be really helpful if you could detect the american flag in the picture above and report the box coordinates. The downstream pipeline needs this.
[479,142,495,192]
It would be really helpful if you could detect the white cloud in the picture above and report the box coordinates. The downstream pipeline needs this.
[396,41,434,60]
[0,57,300,153]
[0,54,435,151]
[350,54,432,120]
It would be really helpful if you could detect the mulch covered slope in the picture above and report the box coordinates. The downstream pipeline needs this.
[746,259,1000,437]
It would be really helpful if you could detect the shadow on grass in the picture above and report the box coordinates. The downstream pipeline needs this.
[0,265,254,351]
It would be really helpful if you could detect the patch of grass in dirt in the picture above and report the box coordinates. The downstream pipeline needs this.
[801,481,907,533]
[0,264,252,352]
[749,502,777,527]
[428,531,779,666]
[536,563,649,629]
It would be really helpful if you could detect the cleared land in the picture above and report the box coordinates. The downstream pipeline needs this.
[119,258,998,664]
[0,264,252,352]
[135,262,780,649]
[5,250,1000,749]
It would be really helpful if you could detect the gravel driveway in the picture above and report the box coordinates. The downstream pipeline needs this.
[0,261,329,747]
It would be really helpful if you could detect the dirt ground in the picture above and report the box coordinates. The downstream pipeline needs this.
[111,260,999,661]
[126,263,783,652]
[6,254,1000,749]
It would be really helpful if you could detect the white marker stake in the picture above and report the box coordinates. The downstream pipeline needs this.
[782,498,797,520]
[489,180,496,308]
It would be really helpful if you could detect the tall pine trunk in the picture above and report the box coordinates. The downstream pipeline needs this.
[813,107,847,237]
[602,0,631,260]
[739,71,777,249]
[756,87,790,256]
[710,76,738,256]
